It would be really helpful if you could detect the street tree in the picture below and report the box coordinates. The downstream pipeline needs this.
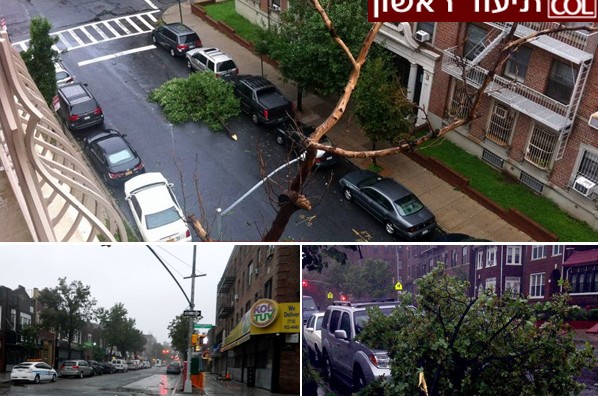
[353,55,415,166]
[149,71,240,131]
[167,314,190,359]
[37,278,96,359]
[358,266,596,395]
[20,324,39,359]
[302,245,361,272]
[97,303,145,359]
[267,0,370,110]
[21,17,58,105]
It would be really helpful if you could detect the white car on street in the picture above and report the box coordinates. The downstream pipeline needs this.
[303,312,325,365]
[10,361,57,384]
[124,172,192,242]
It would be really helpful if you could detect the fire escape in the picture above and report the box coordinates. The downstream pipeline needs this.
[442,22,596,161]
[216,275,235,319]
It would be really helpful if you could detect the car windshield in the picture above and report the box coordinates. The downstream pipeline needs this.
[354,306,396,336]
[145,206,180,229]
[107,148,134,166]
[56,71,69,80]
[395,194,424,216]
[217,60,236,72]
[303,296,317,310]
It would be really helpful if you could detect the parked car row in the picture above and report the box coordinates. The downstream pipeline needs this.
[9,359,134,384]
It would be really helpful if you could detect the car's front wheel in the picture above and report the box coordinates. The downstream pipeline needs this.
[51,374,56,382]
[170,48,176,57]
[33,375,40,384]
[343,188,353,201]
[385,222,395,235]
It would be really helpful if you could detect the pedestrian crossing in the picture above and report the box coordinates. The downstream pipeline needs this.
[12,10,160,53]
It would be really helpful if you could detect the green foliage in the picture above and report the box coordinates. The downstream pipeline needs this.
[203,1,262,44]
[149,72,240,131]
[302,245,361,272]
[21,17,59,105]
[97,303,146,358]
[268,0,370,96]
[588,309,598,320]
[358,266,596,395]
[168,314,191,359]
[21,325,40,359]
[323,259,394,300]
[353,55,415,147]
[37,278,97,359]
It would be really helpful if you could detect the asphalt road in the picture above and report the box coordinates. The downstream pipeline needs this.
[7,0,443,242]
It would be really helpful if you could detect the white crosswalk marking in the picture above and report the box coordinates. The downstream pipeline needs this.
[12,10,159,53]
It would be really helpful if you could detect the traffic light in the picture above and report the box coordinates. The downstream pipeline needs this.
[302,280,308,287]
[191,333,198,345]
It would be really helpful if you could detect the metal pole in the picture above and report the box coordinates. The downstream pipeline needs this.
[179,0,183,23]
[215,156,302,239]
[184,246,197,393]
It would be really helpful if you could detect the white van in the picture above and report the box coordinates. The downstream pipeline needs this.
[111,359,128,373]
[155,359,162,367]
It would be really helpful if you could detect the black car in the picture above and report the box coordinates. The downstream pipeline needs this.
[83,129,145,185]
[231,75,294,125]
[166,362,182,375]
[100,361,116,374]
[274,122,338,168]
[56,83,104,131]
[339,170,436,240]
[151,23,202,57]
[87,360,103,376]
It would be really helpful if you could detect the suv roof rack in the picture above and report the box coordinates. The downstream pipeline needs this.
[332,299,400,308]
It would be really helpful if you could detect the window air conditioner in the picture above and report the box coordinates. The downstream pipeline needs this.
[234,294,239,301]
[572,176,597,197]
[589,111,598,130]
[271,3,280,12]
[414,30,430,43]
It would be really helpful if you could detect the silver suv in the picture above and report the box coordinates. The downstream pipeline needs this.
[185,47,238,78]
[320,300,399,391]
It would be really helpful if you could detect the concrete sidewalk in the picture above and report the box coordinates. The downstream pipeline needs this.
[162,3,534,242]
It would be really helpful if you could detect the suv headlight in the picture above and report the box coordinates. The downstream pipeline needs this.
[369,352,390,369]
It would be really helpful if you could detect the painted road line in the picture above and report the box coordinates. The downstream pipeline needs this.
[145,0,159,10]
[79,27,98,43]
[68,30,86,47]
[91,23,110,41]
[78,45,156,66]
[114,20,132,35]
[147,13,158,22]
[125,16,143,33]
[137,14,155,30]
[57,32,73,49]
[102,21,121,38]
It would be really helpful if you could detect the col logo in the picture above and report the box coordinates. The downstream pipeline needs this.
[250,299,279,328]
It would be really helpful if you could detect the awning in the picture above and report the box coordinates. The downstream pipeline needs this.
[221,333,250,352]
[563,249,598,267]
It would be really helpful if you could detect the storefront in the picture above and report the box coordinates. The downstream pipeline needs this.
[220,299,300,394]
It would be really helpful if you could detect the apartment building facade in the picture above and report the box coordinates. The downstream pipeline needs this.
[212,245,300,394]
[379,22,598,230]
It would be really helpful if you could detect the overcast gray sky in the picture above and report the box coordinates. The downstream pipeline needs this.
[1,244,236,344]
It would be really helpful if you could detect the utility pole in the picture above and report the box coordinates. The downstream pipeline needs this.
[183,245,206,393]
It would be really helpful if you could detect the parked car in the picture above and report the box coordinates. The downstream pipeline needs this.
[339,170,436,240]
[155,359,162,367]
[56,82,104,131]
[186,47,238,78]
[83,129,145,185]
[54,61,74,86]
[111,359,128,373]
[304,312,325,366]
[321,300,401,391]
[124,172,192,242]
[274,122,338,168]
[166,362,182,374]
[302,295,319,324]
[151,23,202,57]
[231,75,293,125]
[59,359,94,378]
[100,361,116,374]
[141,361,151,368]
[10,361,57,384]
[87,360,103,376]
[127,360,140,370]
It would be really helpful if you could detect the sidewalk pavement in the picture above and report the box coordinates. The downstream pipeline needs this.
[194,373,297,396]
[163,3,534,242]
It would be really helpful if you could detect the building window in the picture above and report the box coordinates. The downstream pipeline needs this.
[525,124,557,170]
[485,277,497,292]
[464,24,487,60]
[416,22,435,41]
[476,250,484,270]
[245,300,251,314]
[545,60,577,105]
[531,246,546,260]
[10,309,16,328]
[486,247,497,267]
[248,262,253,287]
[486,102,515,146]
[504,45,531,82]
[449,82,473,119]
[506,246,522,265]
[264,278,272,299]
[573,147,598,187]
[20,313,31,327]
[529,273,545,298]
[452,250,458,267]
[462,246,468,264]
[505,276,521,294]
[570,266,598,293]
[552,245,563,256]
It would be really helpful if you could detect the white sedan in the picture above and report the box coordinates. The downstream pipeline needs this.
[11,361,57,384]
[124,172,192,242]
[303,312,325,366]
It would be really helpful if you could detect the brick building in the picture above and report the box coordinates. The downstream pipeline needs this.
[379,22,598,230]
[212,245,300,394]
[0,286,35,372]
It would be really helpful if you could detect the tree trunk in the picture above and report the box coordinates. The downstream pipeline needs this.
[296,85,303,112]
[372,140,377,166]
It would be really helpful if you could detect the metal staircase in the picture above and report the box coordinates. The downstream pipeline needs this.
[468,23,513,67]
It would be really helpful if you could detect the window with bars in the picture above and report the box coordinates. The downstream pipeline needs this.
[486,103,515,146]
[530,273,545,298]
[574,148,598,185]
[569,265,598,293]
[504,46,531,82]
[546,60,577,105]
[449,83,473,119]
[525,125,557,169]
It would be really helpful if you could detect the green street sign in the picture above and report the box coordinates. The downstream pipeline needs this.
[194,324,213,329]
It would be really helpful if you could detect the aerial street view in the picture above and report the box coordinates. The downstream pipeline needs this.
[1,0,598,242]
[0,244,300,395]
[302,245,598,395]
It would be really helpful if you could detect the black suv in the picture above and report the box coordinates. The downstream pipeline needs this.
[56,83,104,131]
[151,23,202,57]
[231,75,293,126]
